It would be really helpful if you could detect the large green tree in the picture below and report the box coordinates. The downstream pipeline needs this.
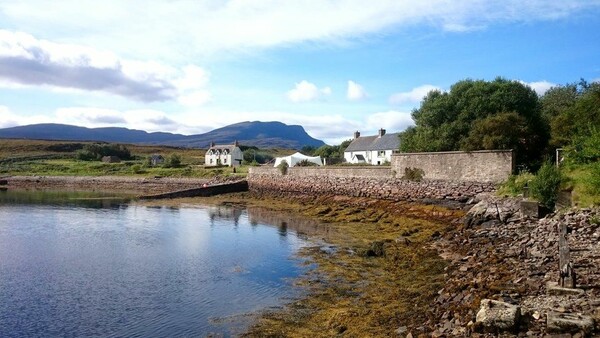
[399,78,549,167]
[540,80,600,150]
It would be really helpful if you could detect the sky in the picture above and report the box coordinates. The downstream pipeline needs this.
[1,1,600,145]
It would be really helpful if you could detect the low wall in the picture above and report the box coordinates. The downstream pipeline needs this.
[248,167,494,203]
[139,180,248,200]
[391,150,514,183]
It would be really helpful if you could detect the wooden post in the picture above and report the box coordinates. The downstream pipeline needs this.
[558,223,576,288]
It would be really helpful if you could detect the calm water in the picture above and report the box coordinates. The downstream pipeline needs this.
[0,190,310,337]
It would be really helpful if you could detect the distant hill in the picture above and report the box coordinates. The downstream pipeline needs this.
[0,121,326,149]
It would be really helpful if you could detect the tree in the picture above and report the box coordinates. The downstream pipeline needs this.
[76,143,132,161]
[399,77,549,167]
[165,153,182,168]
[540,80,600,149]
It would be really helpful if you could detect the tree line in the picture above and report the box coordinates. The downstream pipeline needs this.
[399,77,600,169]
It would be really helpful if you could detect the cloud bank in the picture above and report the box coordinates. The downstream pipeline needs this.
[1,1,598,59]
[0,30,210,103]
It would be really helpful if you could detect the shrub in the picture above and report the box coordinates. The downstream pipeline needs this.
[497,171,535,196]
[530,161,563,209]
[131,164,144,174]
[277,160,289,175]
[584,162,600,195]
[402,167,424,181]
[295,159,318,167]
[165,154,182,168]
[76,143,132,161]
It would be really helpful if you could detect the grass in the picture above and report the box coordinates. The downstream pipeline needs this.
[0,139,252,178]
[497,163,600,207]
[563,163,600,206]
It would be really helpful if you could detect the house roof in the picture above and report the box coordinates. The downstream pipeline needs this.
[345,133,400,152]
[208,144,238,152]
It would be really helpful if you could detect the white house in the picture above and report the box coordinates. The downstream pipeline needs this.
[343,129,400,165]
[205,141,244,167]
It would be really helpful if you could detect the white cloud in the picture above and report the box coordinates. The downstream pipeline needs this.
[287,80,331,103]
[0,106,55,128]
[389,84,441,105]
[0,30,211,104]
[347,80,368,101]
[1,1,597,60]
[365,110,414,132]
[519,80,556,95]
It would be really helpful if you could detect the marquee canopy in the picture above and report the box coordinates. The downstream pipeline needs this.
[273,152,323,167]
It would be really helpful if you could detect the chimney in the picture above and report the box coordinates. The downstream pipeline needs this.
[234,140,239,147]
[353,131,360,139]
[378,128,386,137]
[210,141,215,148]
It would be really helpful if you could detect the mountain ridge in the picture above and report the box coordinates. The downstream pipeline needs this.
[0,121,326,149]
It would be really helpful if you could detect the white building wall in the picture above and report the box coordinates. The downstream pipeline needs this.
[344,150,393,165]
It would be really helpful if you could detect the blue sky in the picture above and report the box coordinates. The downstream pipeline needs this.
[1,1,600,144]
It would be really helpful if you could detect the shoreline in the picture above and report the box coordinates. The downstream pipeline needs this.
[2,175,219,195]
[3,177,599,336]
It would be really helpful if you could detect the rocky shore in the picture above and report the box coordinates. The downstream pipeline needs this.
[2,175,233,195]
[428,194,600,337]
[2,176,598,336]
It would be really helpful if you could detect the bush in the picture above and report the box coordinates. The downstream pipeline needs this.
[584,162,600,195]
[165,154,182,168]
[402,167,424,181]
[295,159,318,167]
[277,160,289,175]
[497,171,535,196]
[76,143,132,161]
[131,164,144,174]
[564,128,600,165]
[530,161,563,209]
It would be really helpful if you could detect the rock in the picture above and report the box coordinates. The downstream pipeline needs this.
[546,282,585,296]
[546,312,594,334]
[475,299,521,333]
[396,326,407,335]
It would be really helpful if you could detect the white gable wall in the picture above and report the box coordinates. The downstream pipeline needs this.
[205,147,244,167]
[344,149,393,165]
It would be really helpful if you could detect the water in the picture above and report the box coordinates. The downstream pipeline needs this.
[0,190,310,337]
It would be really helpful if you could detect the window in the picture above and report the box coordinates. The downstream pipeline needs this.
[223,158,227,164]
[378,150,385,157]
[210,159,213,164]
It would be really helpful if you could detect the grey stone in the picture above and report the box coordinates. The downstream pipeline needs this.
[546,312,594,334]
[475,299,521,332]
[546,282,585,296]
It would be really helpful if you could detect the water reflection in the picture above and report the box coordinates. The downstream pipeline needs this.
[246,206,334,241]
[0,189,132,209]
[208,205,243,226]
[0,191,313,337]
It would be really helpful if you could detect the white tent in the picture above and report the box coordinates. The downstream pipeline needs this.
[273,152,323,167]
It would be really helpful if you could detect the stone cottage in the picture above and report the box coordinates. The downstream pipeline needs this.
[205,141,244,167]
[343,129,400,165]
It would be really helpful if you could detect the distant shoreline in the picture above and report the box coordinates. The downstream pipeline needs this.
[3,175,214,195]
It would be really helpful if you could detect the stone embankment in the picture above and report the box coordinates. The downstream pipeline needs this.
[428,194,600,337]
[248,169,495,206]
[3,175,237,194]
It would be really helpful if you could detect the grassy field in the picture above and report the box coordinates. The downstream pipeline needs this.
[0,139,264,178]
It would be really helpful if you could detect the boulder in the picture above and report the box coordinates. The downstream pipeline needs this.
[475,299,521,333]
[546,312,594,334]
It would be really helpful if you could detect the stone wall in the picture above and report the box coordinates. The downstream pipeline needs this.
[391,150,514,183]
[248,166,495,203]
